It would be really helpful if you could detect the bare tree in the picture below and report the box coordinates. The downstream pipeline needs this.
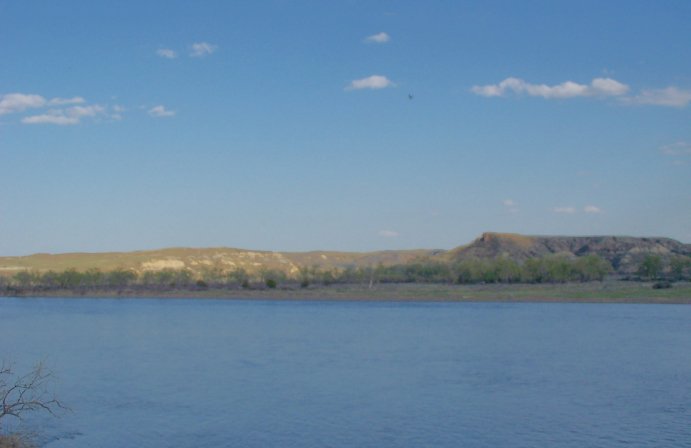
[0,362,66,430]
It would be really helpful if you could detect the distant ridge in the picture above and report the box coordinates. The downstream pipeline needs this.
[444,233,691,274]
[1,233,689,277]
[0,246,435,277]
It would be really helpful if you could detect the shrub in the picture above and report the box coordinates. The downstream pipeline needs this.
[0,433,34,448]
[638,255,663,280]
[0,362,65,447]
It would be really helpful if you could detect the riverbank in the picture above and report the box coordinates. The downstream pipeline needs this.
[3,281,691,303]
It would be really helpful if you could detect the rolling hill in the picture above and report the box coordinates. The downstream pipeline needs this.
[0,247,435,278]
[0,233,689,278]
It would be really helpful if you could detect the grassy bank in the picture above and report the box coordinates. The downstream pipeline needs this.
[3,281,691,303]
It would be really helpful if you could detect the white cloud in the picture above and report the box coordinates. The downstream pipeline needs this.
[590,78,629,96]
[0,93,46,115]
[554,206,577,214]
[365,32,390,43]
[22,114,79,125]
[346,75,395,90]
[1,94,91,115]
[190,42,217,57]
[148,105,175,117]
[471,77,629,99]
[473,77,690,108]
[502,199,519,213]
[625,87,691,108]
[111,105,125,121]
[21,104,106,125]
[48,96,86,106]
[1,92,117,125]
[157,48,177,59]
[553,205,603,214]
[65,105,105,118]
[378,230,400,238]
[659,141,691,156]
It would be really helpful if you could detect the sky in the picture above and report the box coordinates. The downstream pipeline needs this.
[1,0,690,256]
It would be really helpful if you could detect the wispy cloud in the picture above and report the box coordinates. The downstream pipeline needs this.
[659,141,691,156]
[553,205,603,214]
[1,94,90,115]
[22,104,107,125]
[365,32,390,44]
[190,42,217,58]
[157,48,178,59]
[378,230,400,238]
[346,75,395,90]
[502,199,519,213]
[624,87,691,108]
[472,77,690,108]
[659,141,691,166]
[1,92,116,125]
[148,105,175,117]
[111,105,125,120]
[0,93,47,115]
[67,105,105,117]
[471,77,629,99]
[22,114,79,125]
[554,206,577,214]
[48,96,86,106]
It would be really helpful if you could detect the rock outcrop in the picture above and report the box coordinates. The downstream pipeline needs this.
[445,232,691,274]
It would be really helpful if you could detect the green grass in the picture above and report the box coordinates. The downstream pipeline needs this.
[6,281,690,303]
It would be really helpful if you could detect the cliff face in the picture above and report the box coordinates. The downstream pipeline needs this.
[445,233,691,274]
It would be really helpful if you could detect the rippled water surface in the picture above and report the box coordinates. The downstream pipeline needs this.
[1,298,690,447]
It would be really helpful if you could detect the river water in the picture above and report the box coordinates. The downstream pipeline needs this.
[1,297,689,447]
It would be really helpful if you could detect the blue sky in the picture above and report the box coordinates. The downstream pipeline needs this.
[1,1,690,255]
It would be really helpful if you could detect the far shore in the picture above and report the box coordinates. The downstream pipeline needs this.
[3,281,691,304]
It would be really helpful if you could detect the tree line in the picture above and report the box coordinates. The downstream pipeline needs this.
[1,254,689,294]
[635,254,691,282]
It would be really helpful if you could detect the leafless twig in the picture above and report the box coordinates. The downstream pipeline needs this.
[0,362,67,429]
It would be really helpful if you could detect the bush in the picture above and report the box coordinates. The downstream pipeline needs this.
[652,281,672,289]
[0,362,64,446]
[638,255,663,280]
[265,278,277,289]
[0,434,34,448]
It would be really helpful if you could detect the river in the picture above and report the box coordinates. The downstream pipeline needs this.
[1,297,689,447]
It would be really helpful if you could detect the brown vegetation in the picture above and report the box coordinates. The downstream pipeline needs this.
[0,434,33,448]
[0,362,65,448]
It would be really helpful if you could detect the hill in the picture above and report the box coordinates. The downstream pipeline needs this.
[444,233,691,274]
[0,233,689,278]
[0,247,435,278]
